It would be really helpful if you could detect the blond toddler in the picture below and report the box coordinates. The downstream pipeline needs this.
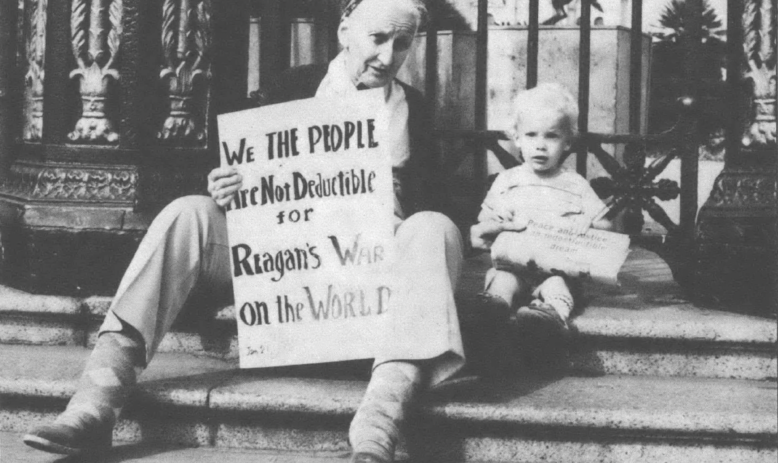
[470,83,612,372]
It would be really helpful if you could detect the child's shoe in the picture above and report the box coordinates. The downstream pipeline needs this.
[513,300,571,373]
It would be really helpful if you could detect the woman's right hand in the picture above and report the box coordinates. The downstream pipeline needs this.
[207,166,243,209]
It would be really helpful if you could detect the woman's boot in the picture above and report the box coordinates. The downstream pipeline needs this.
[23,329,145,455]
[349,361,422,463]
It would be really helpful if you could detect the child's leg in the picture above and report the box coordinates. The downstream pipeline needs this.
[483,268,527,307]
[514,276,573,372]
[533,275,575,322]
[461,269,528,376]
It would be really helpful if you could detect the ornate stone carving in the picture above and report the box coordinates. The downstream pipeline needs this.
[22,0,47,141]
[1,162,137,202]
[741,0,776,149]
[706,172,778,208]
[69,0,122,143]
[157,0,211,145]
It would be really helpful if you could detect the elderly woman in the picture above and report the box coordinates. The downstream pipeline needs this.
[23,1,464,462]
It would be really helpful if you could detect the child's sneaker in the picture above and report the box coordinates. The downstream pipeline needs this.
[513,300,571,373]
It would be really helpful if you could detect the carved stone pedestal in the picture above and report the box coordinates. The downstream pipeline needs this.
[695,157,777,315]
[0,164,146,294]
[0,0,232,296]
[694,0,777,316]
[0,151,209,296]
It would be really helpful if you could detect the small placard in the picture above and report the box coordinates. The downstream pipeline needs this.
[217,90,395,369]
[491,218,631,286]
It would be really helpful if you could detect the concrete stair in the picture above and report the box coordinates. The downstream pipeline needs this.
[0,246,776,462]
[1,344,775,462]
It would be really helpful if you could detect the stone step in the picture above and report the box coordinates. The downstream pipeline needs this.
[3,432,352,463]
[1,344,775,463]
[2,249,775,380]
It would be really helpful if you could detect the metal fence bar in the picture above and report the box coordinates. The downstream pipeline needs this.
[475,0,489,195]
[629,0,643,133]
[576,0,592,177]
[725,0,742,161]
[259,0,290,89]
[527,0,539,89]
[326,0,340,61]
[679,0,701,241]
[425,16,438,122]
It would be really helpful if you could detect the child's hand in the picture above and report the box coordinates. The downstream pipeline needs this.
[507,213,529,231]
[470,220,519,250]
[570,214,593,235]
[491,206,515,223]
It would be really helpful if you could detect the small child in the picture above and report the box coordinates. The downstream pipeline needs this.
[470,83,612,372]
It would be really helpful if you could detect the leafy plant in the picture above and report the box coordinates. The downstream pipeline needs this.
[653,0,725,43]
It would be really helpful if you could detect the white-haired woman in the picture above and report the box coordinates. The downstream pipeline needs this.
[24,1,465,462]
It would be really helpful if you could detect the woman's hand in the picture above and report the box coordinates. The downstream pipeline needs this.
[208,167,243,209]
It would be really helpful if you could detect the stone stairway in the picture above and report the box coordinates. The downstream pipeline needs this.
[0,247,776,462]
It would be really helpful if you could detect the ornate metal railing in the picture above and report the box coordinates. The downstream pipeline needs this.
[435,94,699,284]
[421,0,705,291]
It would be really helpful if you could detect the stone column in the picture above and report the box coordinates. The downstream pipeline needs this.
[0,0,241,296]
[695,0,777,315]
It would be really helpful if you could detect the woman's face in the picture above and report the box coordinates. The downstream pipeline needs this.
[339,0,419,88]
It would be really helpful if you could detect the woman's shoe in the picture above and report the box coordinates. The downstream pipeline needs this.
[351,452,390,463]
[23,413,112,455]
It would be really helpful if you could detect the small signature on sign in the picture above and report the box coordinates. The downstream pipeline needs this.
[246,345,269,356]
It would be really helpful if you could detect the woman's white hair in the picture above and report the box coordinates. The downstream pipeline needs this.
[341,0,428,28]
[509,83,579,139]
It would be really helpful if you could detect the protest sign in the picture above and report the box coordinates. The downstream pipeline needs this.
[217,90,395,369]
[490,218,631,286]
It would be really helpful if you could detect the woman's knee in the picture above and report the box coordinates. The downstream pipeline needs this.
[403,211,459,240]
[150,195,224,238]
[156,196,220,224]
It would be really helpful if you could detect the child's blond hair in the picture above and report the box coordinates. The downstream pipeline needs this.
[508,83,579,141]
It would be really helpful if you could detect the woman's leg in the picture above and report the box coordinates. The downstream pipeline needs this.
[24,196,232,455]
[349,211,463,462]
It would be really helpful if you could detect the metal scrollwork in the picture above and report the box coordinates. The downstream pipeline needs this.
[69,0,123,143]
[22,0,47,141]
[589,141,681,234]
[158,0,211,145]
[742,0,776,149]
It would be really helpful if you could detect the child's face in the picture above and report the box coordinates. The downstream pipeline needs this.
[514,111,572,175]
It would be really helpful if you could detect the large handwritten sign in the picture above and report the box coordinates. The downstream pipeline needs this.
[217,90,395,369]
[491,218,631,286]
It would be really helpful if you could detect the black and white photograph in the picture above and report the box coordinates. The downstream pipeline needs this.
[0,0,775,462]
